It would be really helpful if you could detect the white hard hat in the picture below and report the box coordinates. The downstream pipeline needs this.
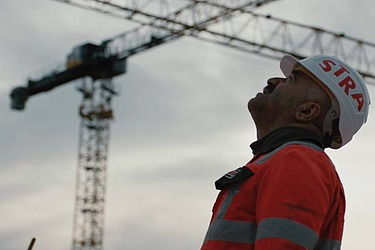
[280,54,371,149]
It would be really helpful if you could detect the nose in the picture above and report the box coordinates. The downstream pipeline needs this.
[263,77,284,94]
[267,77,284,86]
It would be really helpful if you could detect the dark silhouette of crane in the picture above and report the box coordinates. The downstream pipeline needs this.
[9,1,375,250]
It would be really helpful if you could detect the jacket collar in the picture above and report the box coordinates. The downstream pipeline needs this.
[250,126,324,156]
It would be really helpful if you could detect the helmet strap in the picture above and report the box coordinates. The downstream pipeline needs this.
[322,104,340,148]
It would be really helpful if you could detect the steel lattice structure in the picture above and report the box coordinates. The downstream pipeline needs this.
[53,0,375,82]
[68,1,276,249]
[10,1,277,249]
[9,1,375,250]
[73,78,115,250]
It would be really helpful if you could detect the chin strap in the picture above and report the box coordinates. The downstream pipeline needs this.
[322,104,341,148]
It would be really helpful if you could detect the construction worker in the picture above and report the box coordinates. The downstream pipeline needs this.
[200,54,370,250]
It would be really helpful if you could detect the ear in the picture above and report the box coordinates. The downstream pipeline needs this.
[295,102,321,122]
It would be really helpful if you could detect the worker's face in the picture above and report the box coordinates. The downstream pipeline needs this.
[248,70,320,138]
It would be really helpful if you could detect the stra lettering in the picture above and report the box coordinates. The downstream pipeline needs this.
[319,59,364,111]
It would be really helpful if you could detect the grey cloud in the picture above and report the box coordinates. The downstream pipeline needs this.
[2,0,375,249]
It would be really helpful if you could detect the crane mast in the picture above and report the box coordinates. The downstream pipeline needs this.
[9,0,375,249]
[73,77,115,250]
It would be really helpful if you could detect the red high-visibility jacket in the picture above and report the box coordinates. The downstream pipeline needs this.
[201,141,345,250]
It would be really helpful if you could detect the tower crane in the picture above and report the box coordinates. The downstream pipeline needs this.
[10,1,279,249]
[9,0,375,250]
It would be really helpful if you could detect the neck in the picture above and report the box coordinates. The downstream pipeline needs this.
[257,123,323,141]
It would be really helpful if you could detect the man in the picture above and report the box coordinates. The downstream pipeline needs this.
[200,54,370,250]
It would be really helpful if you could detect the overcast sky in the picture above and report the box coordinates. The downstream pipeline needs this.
[1,0,375,249]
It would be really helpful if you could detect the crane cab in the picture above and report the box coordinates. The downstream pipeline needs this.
[67,43,103,69]
[67,43,126,80]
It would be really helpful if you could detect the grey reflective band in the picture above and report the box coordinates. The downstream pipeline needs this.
[215,183,240,219]
[256,217,318,249]
[203,217,341,249]
[255,141,323,165]
[203,183,241,244]
[315,239,341,250]
[204,219,257,244]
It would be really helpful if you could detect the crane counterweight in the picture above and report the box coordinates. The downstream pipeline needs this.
[10,43,126,111]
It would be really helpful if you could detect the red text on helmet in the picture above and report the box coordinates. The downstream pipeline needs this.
[319,59,364,112]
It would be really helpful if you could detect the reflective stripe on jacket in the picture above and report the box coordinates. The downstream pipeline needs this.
[201,141,345,250]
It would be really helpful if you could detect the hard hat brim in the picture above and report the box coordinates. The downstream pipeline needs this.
[280,55,299,77]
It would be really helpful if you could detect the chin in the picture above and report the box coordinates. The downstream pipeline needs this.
[248,94,261,108]
[247,98,256,112]
[248,96,266,117]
